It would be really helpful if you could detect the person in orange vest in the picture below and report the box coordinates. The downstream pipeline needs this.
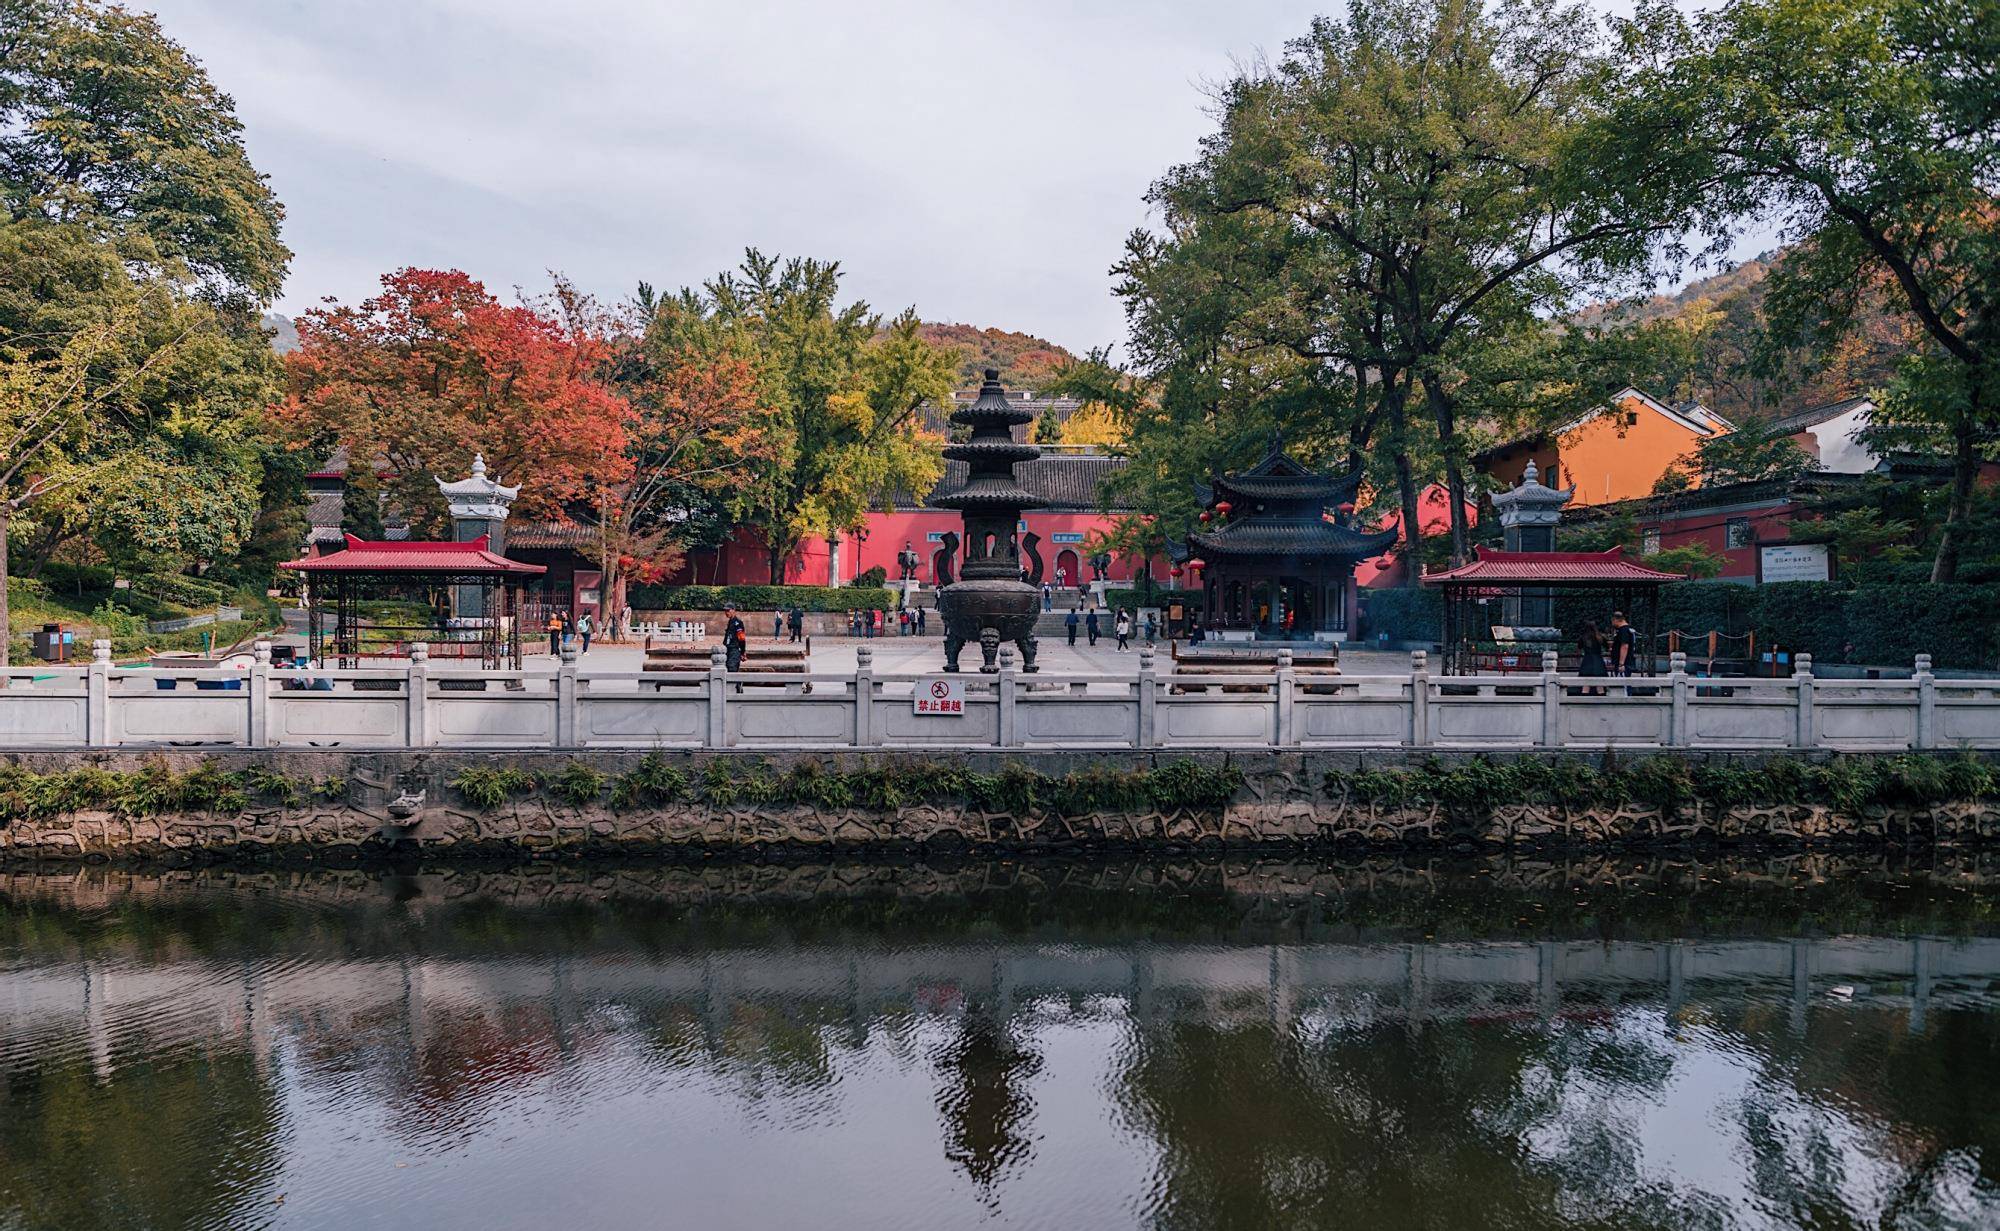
[545,611,562,657]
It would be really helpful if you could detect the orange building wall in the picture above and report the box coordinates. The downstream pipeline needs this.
[1556,400,1715,505]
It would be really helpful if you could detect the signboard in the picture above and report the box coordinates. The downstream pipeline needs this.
[1759,543,1830,584]
[914,677,965,716]
[1051,532,1085,543]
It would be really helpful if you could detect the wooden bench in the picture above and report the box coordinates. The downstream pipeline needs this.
[642,636,812,691]
[1168,642,1343,695]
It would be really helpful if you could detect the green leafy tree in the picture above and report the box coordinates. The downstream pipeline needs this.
[1652,422,1818,493]
[677,251,954,583]
[1587,0,2000,580]
[0,0,289,303]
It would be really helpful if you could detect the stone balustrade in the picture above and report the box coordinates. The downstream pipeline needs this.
[4,640,1995,753]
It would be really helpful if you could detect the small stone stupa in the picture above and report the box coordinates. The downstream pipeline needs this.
[1489,460,1574,629]
[435,454,520,618]
[930,369,1046,672]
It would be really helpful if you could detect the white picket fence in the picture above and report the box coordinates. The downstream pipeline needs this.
[3,641,1996,752]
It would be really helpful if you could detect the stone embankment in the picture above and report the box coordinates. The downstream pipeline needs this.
[1,748,1996,862]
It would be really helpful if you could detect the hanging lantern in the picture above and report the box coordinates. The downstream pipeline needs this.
[1198,511,1211,523]
[1169,564,1184,577]
[1214,500,1233,516]
[1188,558,1206,572]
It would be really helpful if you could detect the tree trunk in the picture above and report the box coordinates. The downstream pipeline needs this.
[0,505,11,670]
[1929,414,1979,583]
[1421,370,1472,567]
[767,540,786,585]
[1379,371,1427,589]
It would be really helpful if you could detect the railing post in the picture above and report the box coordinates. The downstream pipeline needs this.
[1275,648,1297,747]
[707,646,728,748]
[87,639,111,747]
[997,644,1018,747]
[407,642,431,748]
[1137,645,1157,749]
[556,643,579,748]
[1540,650,1561,747]
[1409,649,1431,747]
[854,644,874,747]
[248,639,271,748]
[1794,652,1815,749]
[1914,653,1935,750]
[1668,650,1689,748]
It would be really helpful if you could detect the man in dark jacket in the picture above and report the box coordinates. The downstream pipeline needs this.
[1065,608,1080,646]
[1085,608,1100,647]
[723,606,747,672]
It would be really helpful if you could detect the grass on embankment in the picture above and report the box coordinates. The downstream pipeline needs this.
[6,572,283,662]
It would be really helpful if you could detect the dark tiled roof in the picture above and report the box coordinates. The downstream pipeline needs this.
[1766,397,1871,435]
[916,454,1130,511]
[508,522,599,551]
[306,488,344,527]
[1189,519,1397,559]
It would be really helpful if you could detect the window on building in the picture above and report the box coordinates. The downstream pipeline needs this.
[1641,528,1661,555]
[1725,518,1752,550]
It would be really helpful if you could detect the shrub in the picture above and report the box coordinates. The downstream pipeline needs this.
[851,566,888,588]
[1844,583,2000,670]
[1748,582,1851,661]
[451,766,537,809]
[1361,587,1444,642]
[627,584,897,613]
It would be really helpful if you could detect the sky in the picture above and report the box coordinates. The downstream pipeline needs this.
[139,0,1755,356]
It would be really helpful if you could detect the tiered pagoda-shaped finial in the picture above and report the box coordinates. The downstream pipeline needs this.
[929,369,1047,672]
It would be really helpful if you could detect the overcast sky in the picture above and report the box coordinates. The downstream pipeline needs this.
[140,0,1746,355]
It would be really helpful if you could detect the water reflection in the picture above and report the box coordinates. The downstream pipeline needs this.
[1,855,1997,1230]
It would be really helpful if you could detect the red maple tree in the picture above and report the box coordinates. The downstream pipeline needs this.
[278,268,633,532]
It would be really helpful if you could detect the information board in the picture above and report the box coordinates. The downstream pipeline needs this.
[1759,543,1830,583]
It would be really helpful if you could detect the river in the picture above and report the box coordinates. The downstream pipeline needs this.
[2,855,1997,1229]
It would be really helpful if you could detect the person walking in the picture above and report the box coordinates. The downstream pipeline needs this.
[1042,583,1053,612]
[899,608,910,636]
[545,610,563,657]
[1085,608,1100,647]
[1578,620,1608,696]
[1114,608,1132,652]
[773,610,784,638]
[722,606,747,673]
[870,608,882,638]
[577,610,594,654]
[1189,617,1206,646]
[916,607,927,635]
[560,611,575,653]
[789,605,805,643]
[1143,611,1157,646]
[1065,608,1079,646]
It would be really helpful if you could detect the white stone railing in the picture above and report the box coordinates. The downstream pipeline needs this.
[5,641,1997,752]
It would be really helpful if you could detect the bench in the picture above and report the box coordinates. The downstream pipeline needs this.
[1168,643,1343,695]
[642,636,812,691]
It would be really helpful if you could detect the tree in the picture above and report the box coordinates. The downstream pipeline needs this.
[0,295,189,664]
[1652,422,1818,493]
[552,278,771,616]
[682,250,953,583]
[278,269,632,533]
[0,0,289,303]
[1588,0,2000,579]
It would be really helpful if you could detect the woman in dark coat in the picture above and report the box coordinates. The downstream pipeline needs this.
[1578,621,1608,695]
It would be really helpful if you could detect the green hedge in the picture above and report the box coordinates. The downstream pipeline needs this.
[627,584,898,612]
[1367,579,1998,668]
[1360,587,1444,642]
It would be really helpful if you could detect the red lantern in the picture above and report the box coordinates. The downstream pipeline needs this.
[1337,502,1356,516]
[1169,564,1184,577]
[1215,500,1233,516]
[1198,511,1211,523]
[1188,558,1206,571]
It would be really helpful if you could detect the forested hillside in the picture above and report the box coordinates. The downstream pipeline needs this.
[1581,251,1912,423]
[916,323,1076,388]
